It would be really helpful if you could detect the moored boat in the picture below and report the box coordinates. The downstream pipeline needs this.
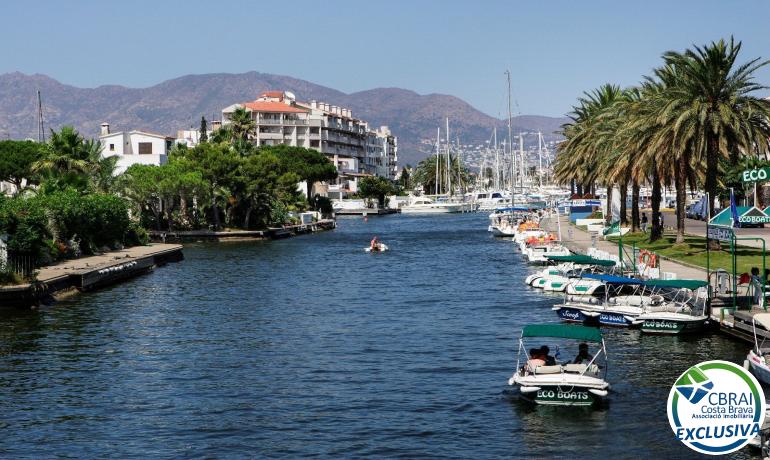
[746,313,770,385]
[637,279,710,334]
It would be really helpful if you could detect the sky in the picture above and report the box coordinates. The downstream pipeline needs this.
[2,0,769,118]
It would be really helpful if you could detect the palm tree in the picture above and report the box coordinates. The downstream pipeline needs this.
[662,38,770,220]
[229,107,256,142]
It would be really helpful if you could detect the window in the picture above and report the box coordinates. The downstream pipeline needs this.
[138,142,153,154]
[109,144,115,151]
[310,140,319,147]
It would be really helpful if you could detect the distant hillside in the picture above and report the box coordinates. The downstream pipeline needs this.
[0,71,567,165]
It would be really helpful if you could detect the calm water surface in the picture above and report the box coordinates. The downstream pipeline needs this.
[0,214,758,458]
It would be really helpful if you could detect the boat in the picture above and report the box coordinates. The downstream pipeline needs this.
[365,243,389,253]
[746,313,770,385]
[507,323,610,407]
[553,274,646,325]
[527,255,616,292]
[523,242,570,264]
[400,196,470,214]
[636,279,710,334]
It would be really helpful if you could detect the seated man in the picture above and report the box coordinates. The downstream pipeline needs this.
[526,348,545,373]
[370,236,379,250]
[573,343,593,364]
[540,345,556,366]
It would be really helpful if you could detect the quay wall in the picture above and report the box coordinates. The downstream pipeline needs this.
[148,219,337,243]
[0,244,184,308]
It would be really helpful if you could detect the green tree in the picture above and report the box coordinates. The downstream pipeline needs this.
[357,176,393,208]
[0,140,42,195]
[267,145,337,200]
[229,107,256,142]
[199,116,208,143]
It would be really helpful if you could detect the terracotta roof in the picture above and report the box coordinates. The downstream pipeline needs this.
[242,101,308,113]
[260,91,284,99]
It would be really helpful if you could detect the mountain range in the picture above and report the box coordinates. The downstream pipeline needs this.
[0,71,567,166]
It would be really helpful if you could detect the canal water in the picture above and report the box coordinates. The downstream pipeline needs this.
[0,214,758,458]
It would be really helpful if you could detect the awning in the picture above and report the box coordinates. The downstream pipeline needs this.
[546,255,616,267]
[521,324,603,342]
[582,273,644,284]
[644,279,708,290]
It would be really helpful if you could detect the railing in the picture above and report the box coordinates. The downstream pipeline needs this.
[4,252,35,278]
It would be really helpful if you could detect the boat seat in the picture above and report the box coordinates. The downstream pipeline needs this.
[564,363,599,375]
[534,365,563,375]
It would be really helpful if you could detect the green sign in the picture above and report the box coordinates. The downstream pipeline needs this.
[742,167,770,183]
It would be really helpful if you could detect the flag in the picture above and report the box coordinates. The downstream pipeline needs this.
[730,188,741,228]
[603,220,620,236]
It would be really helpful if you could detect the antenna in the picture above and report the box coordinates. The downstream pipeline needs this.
[37,90,46,143]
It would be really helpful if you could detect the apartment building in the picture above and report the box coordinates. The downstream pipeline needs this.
[221,91,397,197]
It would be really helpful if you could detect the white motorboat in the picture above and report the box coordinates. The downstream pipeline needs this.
[508,324,610,407]
[553,274,646,325]
[746,313,770,385]
[400,196,471,214]
[636,279,710,334]
[529,255,617,292]
[524,243,570,264]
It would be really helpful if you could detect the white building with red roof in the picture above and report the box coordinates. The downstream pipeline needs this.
[221,91,397,198]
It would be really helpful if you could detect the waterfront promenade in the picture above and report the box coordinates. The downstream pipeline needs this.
[540,213,705,279]
[0,243,183,307]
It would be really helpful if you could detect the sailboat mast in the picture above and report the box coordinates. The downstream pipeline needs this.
[505,70,514,205]
[538,131,543,187]
[493,127,499,191]
[37,90,45,143]
[446,117,451,196]
[435,128,440,195]
[519,134,524,189]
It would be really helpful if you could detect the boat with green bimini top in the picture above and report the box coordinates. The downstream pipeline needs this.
[526,255,617,292]
[508,324,610,407]
[636,279,710,334]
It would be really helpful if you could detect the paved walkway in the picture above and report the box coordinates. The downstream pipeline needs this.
[34,244,182,282]
[541,213,706,280]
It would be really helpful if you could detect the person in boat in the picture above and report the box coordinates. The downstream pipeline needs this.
[540,345,556,365]
[526,348,545,373]
[370,236,380,251]
[573,343,593,364]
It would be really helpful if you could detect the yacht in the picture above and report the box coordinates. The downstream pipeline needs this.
[400,196,471,214]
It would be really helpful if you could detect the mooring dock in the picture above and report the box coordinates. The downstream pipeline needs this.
[0,244,184,308]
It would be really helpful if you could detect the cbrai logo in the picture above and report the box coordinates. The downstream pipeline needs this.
[667,360,765,455]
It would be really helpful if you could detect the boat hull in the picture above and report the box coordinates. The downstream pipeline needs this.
[639,317,706,334]
[748,351,770,386]
[554,306,595,324]
[518,384,602,406]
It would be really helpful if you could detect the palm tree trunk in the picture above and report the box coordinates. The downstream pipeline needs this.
[244,205,253,229]
[705,136,719,220]
[631,181,640,232]
[675,156,688,244]
[619,181,628,225]
[576,183,583,196]
[605,185,614,225]
[211,187,220,230]
[571,179,576,196]
[650,169,663,241]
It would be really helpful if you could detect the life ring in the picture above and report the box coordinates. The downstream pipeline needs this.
[638,250,658,268]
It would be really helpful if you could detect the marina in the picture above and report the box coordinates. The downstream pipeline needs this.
[0,212,762,458]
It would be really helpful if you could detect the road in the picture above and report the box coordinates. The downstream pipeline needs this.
[659,211,770,249]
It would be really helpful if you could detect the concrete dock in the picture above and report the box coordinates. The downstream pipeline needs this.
[148,219,337,243]
[0,244,183,308]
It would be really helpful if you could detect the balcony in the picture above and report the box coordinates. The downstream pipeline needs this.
[258,118,282,125]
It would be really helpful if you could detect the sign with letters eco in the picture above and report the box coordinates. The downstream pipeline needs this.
[741,167,770,183]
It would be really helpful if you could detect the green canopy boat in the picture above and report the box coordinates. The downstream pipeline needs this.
[545,255,616,267]
[637,279,710,335]
[509,323,609,407]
